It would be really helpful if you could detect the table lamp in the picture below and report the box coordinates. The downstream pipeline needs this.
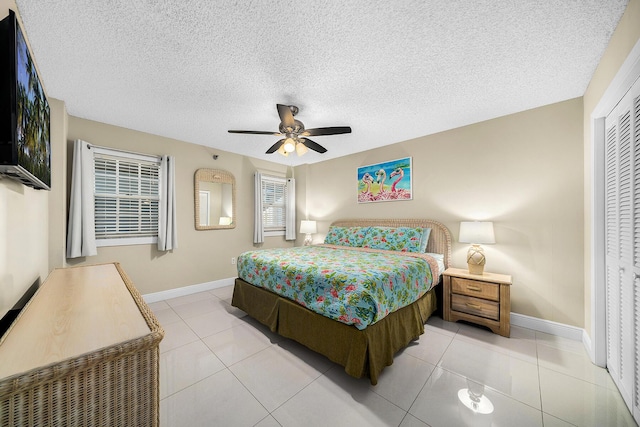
[459,221,495,275]
[300,220,317,246]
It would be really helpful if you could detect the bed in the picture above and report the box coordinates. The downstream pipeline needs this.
[232,218,451,385]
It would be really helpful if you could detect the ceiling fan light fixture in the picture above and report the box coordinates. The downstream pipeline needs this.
[283,137,296,153]
[295,141,308,156]
[228,104,350,157]
[277,143,289,157]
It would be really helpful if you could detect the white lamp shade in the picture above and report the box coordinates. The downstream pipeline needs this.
[283,138,296,153]
[459,221,495,244]
[300,220,317,234]
[277,143,289,156]
[295,141,308,156]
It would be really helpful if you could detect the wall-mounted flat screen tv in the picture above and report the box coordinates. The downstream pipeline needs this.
[0,10,51,190]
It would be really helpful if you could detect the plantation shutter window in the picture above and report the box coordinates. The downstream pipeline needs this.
[93,152,160,242]
[262,176,287,232]
[67,141,176,257]
[253,173,295,241]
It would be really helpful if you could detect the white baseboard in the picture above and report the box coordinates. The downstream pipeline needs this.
[510,312,584,342]
[143,282,588,345]
[143,277,236,304]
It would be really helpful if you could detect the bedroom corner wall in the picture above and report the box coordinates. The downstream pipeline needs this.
[63,117,293,295]
[582,0,640,338]
[48,99,67,270]
[297,98,585,327]
[0,1,50,319]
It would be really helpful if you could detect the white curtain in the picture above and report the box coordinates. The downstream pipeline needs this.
[66,140,97,258]
[285,178,296,240]
[158,155,177,251]
[253,172,264,244]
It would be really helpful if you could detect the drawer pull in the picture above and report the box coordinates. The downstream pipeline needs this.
[466,302,482,309]
[466,285,482,292]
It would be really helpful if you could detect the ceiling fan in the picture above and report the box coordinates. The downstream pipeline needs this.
[228,104,351,156]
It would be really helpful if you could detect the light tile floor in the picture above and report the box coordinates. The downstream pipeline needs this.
[149,285,637,427]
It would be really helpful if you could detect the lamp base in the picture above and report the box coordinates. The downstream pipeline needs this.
[467,263,485,275]
[467,244,486,275]
[303,234,313,246]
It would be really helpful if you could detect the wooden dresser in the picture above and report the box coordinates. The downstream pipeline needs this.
[0,263,164,426]
[443,267,512,337]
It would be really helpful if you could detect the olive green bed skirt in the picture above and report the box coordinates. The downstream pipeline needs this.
[231,277,438,385]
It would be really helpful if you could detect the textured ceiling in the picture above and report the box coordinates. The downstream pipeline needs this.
[14,0,629,166]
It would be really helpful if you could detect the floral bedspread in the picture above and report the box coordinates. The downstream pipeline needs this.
[236,244,439,330]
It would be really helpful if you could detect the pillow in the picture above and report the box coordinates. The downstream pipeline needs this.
[324,226,370,247]
[361,226,425,252]
[425,252,444,262]
[420,228,432,252]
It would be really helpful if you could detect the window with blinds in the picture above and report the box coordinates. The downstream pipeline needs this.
[261,176,287,233]
[93,149,161,245]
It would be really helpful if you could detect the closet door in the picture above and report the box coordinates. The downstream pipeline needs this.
[605,76,640,421]
[633,84,640,421]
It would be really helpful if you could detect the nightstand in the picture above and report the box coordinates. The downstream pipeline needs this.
[442,267,512,337]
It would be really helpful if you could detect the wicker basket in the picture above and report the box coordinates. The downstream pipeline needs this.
[0,263,164,427]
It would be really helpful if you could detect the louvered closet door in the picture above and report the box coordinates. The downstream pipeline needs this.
[605,75,640,422]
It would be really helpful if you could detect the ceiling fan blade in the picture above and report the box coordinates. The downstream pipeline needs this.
[277,104,295,127]
[301,126,352,136]
[266,138,286,154]
[228,130,281,135]
[300,138,327,153]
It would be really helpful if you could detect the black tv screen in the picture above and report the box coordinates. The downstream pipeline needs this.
[0,10,50,190]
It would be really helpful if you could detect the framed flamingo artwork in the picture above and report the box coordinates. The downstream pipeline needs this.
[357,157,412,203]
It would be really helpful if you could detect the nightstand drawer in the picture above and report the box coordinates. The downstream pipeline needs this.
[451,294,499,320]
[451,277,499,301]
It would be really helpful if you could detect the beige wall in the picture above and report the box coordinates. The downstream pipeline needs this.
[3,0,638,332]
[48,99,67,270]
[62,116,293,295]
[296,98,585,326]
[582,0,640,336]
[0,1,50,319]
[0,176,49,319]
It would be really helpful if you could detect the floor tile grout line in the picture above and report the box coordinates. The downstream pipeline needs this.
[158,329,201,356]
[436,364,545,417]
[264,367,334,422]
[161,334,277,416]
[534,330,547,425]
[163,292,219,309]
[225,352,274,418]
[534,338,618,391]
[159,295,631,426]
[446,328,546,413]
[169,298,236,323]
[221,339,277,370]
[158,358,227,402]
[400,358,441,424]
[400,324,459,425]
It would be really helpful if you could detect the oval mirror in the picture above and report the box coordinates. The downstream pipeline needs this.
[194,169,236,230]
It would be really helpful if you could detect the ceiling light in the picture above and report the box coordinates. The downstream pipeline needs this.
[283,138,296,153]
[277,143,289,157]
[295,141,308,156]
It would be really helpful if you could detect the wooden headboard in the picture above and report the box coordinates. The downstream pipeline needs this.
[330,219,452,269]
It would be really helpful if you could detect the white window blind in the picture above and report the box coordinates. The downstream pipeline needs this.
[93,150,161,243]
[261,176,287,232]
